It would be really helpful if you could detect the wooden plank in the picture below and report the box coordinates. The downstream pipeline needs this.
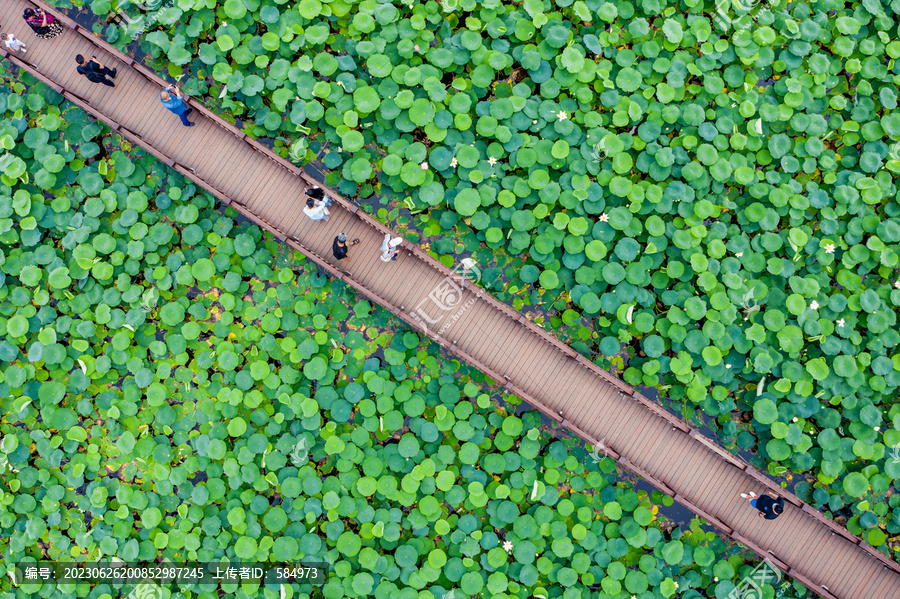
[528,353,572,398]
[579,386,624,429]
[684,460,730,503]
[225,159,281,213]
[833,553,877,598]
[613,416,667,462]
[623,422,674,472]
[133,101,190,145]
[488,320,532,368]
[227,162,282,208]
[559,368,600,420]
[362,256,423,299]
[439,296,487,343]
[179,125,245,173]
[259,178,303,223]
[666,451,711,496]
[644,434,689,474]
[456,303,504,353]
[99,82,150,119]
[873,571,900,598]
[206,145,259,197]
[845,555,886,597]
[792,531,840,573]
[480,320,524,372]
[294,210,348,250]
[258,184,303,234]
[452,300,497,347]
[611,411,662,459]
[694,467,744,515]
[603,400,644,443]
[407,278,477,338]
[491,326,539,376]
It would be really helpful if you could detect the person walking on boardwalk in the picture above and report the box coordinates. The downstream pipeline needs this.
[741,491,785,520]
[159,85,195,127]
[305,186,332,206]
[304,197,330,221]
[2,33,27,54]
[22,7,64,40]
[332,233,360,263]
[379,234,402,262]
[75,54,116,87]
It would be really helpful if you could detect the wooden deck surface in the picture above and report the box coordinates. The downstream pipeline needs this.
[4,2,899,597]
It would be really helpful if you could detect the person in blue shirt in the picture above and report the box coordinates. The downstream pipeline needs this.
[741,491,785,520]
[159,85,194,127]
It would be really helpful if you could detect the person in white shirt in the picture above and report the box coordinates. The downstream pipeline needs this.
[303,198,330,221]
[2,33,27,54]
[379,234,403,262]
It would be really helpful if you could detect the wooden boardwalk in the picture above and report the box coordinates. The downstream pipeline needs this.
[4,2,899,597]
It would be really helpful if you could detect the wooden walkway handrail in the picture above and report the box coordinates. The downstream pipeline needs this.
[4,2,899,597]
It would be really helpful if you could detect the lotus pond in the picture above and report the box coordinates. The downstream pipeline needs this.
[53,0,900,558]
[0,73,822,598]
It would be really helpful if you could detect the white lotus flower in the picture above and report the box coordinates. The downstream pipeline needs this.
[824,243,835,253]
[837,318,845,327]
[714,577,719,582]
[725,364,732,369]
[875,426,880,431]
[557,111,568,121]
[421,161,428,170]
[736,252,743,257]
[599,213,609,222]
[488,156,497,166]
[502,540,513,552]
[450,157,457,167]
[810,300,819,310]
[532,119,537,124]
[895,281,900,289]
[792,417,798,422]
[674,582,679,589]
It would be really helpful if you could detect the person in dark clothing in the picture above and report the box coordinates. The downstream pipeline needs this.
[305,186,326,201]
[332,232,360,262]
[741,492,785,520]
[75,54,116,87]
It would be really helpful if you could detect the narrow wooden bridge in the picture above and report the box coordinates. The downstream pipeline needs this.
[4,2,899,597]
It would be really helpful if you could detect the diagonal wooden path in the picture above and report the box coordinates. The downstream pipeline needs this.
[3,2,899,596]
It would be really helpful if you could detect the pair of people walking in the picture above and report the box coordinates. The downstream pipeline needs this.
[303,187,332,221]
[23,7,63,39]
[330,232,402,263]
[75,54,116,86]
[4,6,61,57]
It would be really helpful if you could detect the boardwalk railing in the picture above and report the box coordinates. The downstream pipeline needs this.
[3,2,899,597]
